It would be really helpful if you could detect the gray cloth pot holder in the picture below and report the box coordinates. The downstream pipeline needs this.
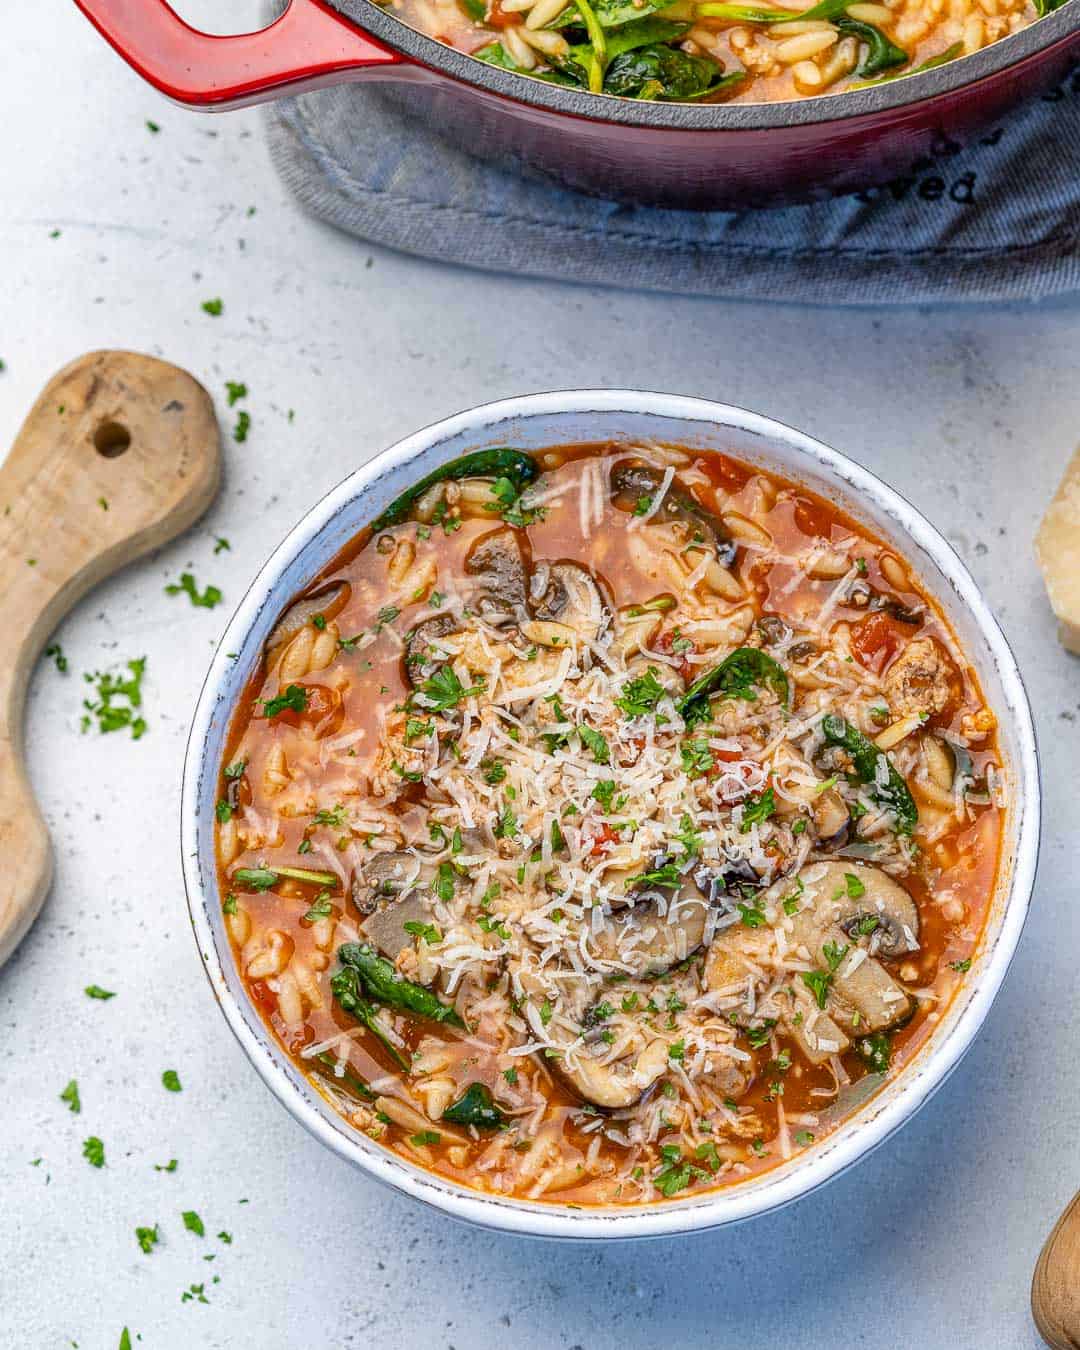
[262,61,1080,304]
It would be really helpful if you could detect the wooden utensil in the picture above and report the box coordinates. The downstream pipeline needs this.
[1033,1192,1080,1348]
[0,350,221,969]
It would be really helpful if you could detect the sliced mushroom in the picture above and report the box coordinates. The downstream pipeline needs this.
[793,861,920,959]
[361,888,434,962]
[404,613,458,687]
[813,788,850,846]
[265,581,350,655]
[788,863,917,1034]
[532,561,605,644]
[610,460,737,568]
[350,850,423,915]
[465,526,529,626]
[593,879,709,977]
[551,1036,669,1110]
[775,988,852,1065]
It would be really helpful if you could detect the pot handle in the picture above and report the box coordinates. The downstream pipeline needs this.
[73,0,404,110]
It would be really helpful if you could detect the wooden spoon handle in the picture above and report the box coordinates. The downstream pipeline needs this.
[0,350,221,968]
[1033,1189,1080,1348]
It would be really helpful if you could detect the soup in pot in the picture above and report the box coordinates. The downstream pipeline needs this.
[216,441,1004,1206]
[380,0,1064,103]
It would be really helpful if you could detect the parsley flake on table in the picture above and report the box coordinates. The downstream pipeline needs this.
[135,1224,160,1254]
[60,1079,81,1114]
[146,119,160,132]
[162,1069,182,1093]
[84,984,116,1000]
[181,1282,210,1304]
[81,658,147,739]
[225,381,247,406]
[233,410,251,444]
[155,1158,178,1173]
[213,535,231,554]
[82,1136,105,1168]
[45,642,68,673]
[166,572,222,609]
[119,1330,133,1350]
[201,298,223,316]
[182,1210,205,1236]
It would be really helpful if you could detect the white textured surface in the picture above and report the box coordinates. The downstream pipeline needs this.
[2,3,1079,1347]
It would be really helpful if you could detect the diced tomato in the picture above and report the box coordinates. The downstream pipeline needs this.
[589,824,619,856]
[264,681,344,739]
[850,611,905,675]
[657,629,696,682]
[485,0,519,28]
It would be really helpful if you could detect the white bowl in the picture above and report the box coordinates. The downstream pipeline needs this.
[181,390,1039,1240]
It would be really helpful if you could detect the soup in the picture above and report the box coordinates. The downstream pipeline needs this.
[383,0,1061,103]
[216,442,1003,1207]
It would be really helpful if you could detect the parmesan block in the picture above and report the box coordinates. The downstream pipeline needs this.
[1036,444,1080,653]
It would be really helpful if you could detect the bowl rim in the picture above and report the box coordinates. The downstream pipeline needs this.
[334,0,1080,133]
[181,388,1040,1240]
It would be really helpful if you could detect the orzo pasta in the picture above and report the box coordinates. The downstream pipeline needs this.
[217,442,1003,1206]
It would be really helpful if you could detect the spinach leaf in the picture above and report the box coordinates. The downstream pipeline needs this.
[850,40,960,86]
[561,16,690,82]
[835,17,906,76]
[442,1082,506,1128]
[474,41,519,69]
[697,0,850,20]
[859,1032,891,1074]
[820,714,918,835]
[676,647,789,719]
[370,449,539,532]
[550,0,682,30]
[329,968,410,1069]
[337,943,465,1028]
[314,1051,375,1101]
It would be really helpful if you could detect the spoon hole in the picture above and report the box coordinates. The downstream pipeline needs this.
[93,421,131,458]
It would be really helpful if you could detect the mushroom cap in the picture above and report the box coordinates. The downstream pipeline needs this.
[550,1036,670,1111]
[465,525,529,625]
[797,861,920,958]
[532,561,606,644]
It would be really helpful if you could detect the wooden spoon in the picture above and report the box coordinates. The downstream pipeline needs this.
[1033,1191,1080,1347]
[0,351,221,969]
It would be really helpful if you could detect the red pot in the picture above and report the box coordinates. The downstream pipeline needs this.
[74,0,1080,208]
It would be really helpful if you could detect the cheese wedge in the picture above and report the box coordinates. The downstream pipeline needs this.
[1037,444,1080,653]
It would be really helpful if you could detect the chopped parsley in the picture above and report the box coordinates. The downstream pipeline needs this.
[136,1224,160,1254]
[201,297,223,316]
[404,920,441,944]
[225,381,247,406]
[578,724,610,764]
[83,1136,105,1168]
[81,658,147,739]
[261,684,308,718]
[949,958,972,973]
[233,410,251,444]
[801,969,832,1010]
[182,1210,205,1236]
[412,665,484,713]
[44,642,68,673]
[162,1069,182,1093]
[591,779,616,811]
[165,572,222,609]
[85,984,116,1000]
[740,787,776,832]
[60,1079,81,1113]
[615,668,666,719]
